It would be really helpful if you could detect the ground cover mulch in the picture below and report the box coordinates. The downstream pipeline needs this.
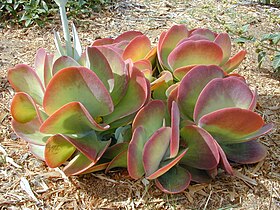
[0,0,279,209]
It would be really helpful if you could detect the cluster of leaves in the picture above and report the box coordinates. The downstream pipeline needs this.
[0,0,110,27]
[8,3,273,194]
[233,24,279,73]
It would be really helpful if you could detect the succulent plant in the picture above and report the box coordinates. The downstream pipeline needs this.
[92,31,157,81]
[127,100,220,194]
[170,65,273,177]
[8,46,149,175]
[157,25,247,80]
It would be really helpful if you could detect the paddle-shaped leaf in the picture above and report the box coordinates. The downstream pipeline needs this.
[194,77,254,122]
[45,134,76,168]
[143,127,171,177]
[63,132,111,162]
[132,100,166,137]
[8,64,45,105]
[63,152,95,176]
[43,66,113,117]
[158,25,189,69]
[52,56,80,75]
[177,65,225,120]
[12,118,49,145]
[198,108,273,144]
[40,102,109,134]
[123,35,152,62]
[103,66,148,124]
[180,125,219,170]
[11,92,40,123]
[168,40,223,71]
[221,140,267,164]
[170,101,180,158]
[94,46,128,105]
[221,50,247,73]
[86,47,114,92]
[127,126,147,179]
[155,165,191,194]
[147,149,188,180]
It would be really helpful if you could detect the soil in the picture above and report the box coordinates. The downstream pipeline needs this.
[0,0,279,209]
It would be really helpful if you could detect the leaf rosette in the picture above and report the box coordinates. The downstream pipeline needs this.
[8,46,150,175]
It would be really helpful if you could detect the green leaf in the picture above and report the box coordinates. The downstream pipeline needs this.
[258,51,266,68]
[272,53,280,70]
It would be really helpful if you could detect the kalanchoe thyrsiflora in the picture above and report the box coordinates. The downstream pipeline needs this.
[8,46,150,175]
[157,25,247,80]
[92,31,157,81]
[168,65,273,179]
[127,100,220,194]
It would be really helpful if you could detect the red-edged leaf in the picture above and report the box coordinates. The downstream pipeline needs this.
[128,126,146,179]
[94,46,128,105]
[170,101,180,158]
[221,50,246,73]
[64,132,111,162]
[105,150,127,172]
[168,40,223,70]
[194,77,254,122]
[86,47,114,92]
[189,28,217,41]
[92,38,114,46]
[155,165,191,194]
[45,135,76,168]
[249,89,258,111]
[132,100,166,137]
[214,33,231,65]
[177,65,225,120]
[157,25,189,69]
[221,140,267,164]
[43,66,113,117]
[40,102,109,134]
[8,64,45,105]
[103,66,148,124]
[81,162,109,174]
[11,92,41,123]
[215,142,233,175]
[123,35,151,62]
[198,108,273,144]
[114,31,143,43]
[173,65,196,80]
[143,127,171,177]
[12,118,49,145]
[147,149,188,180]
[134,59,152,71]
[180,125,219,170]
[34,48,54,87]
[63,152,95,176]
[52,56,80,75]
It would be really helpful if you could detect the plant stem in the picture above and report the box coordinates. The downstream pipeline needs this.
[59,5,72,57]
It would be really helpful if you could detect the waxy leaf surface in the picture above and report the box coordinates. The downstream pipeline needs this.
[177,65,225,120]
[43,66,113,117]
[155,165,191,194]
[221,141,267,164]
[8,64,45,105]
[40,102,109,134]
[180,125,219,170]
[45,134,76,168]
[168,40,223,70]
[194,77,253,122]
[143,127,171,177]
[198,108,271,144]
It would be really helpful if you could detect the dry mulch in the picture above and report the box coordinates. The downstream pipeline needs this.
[0,0,279,209]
